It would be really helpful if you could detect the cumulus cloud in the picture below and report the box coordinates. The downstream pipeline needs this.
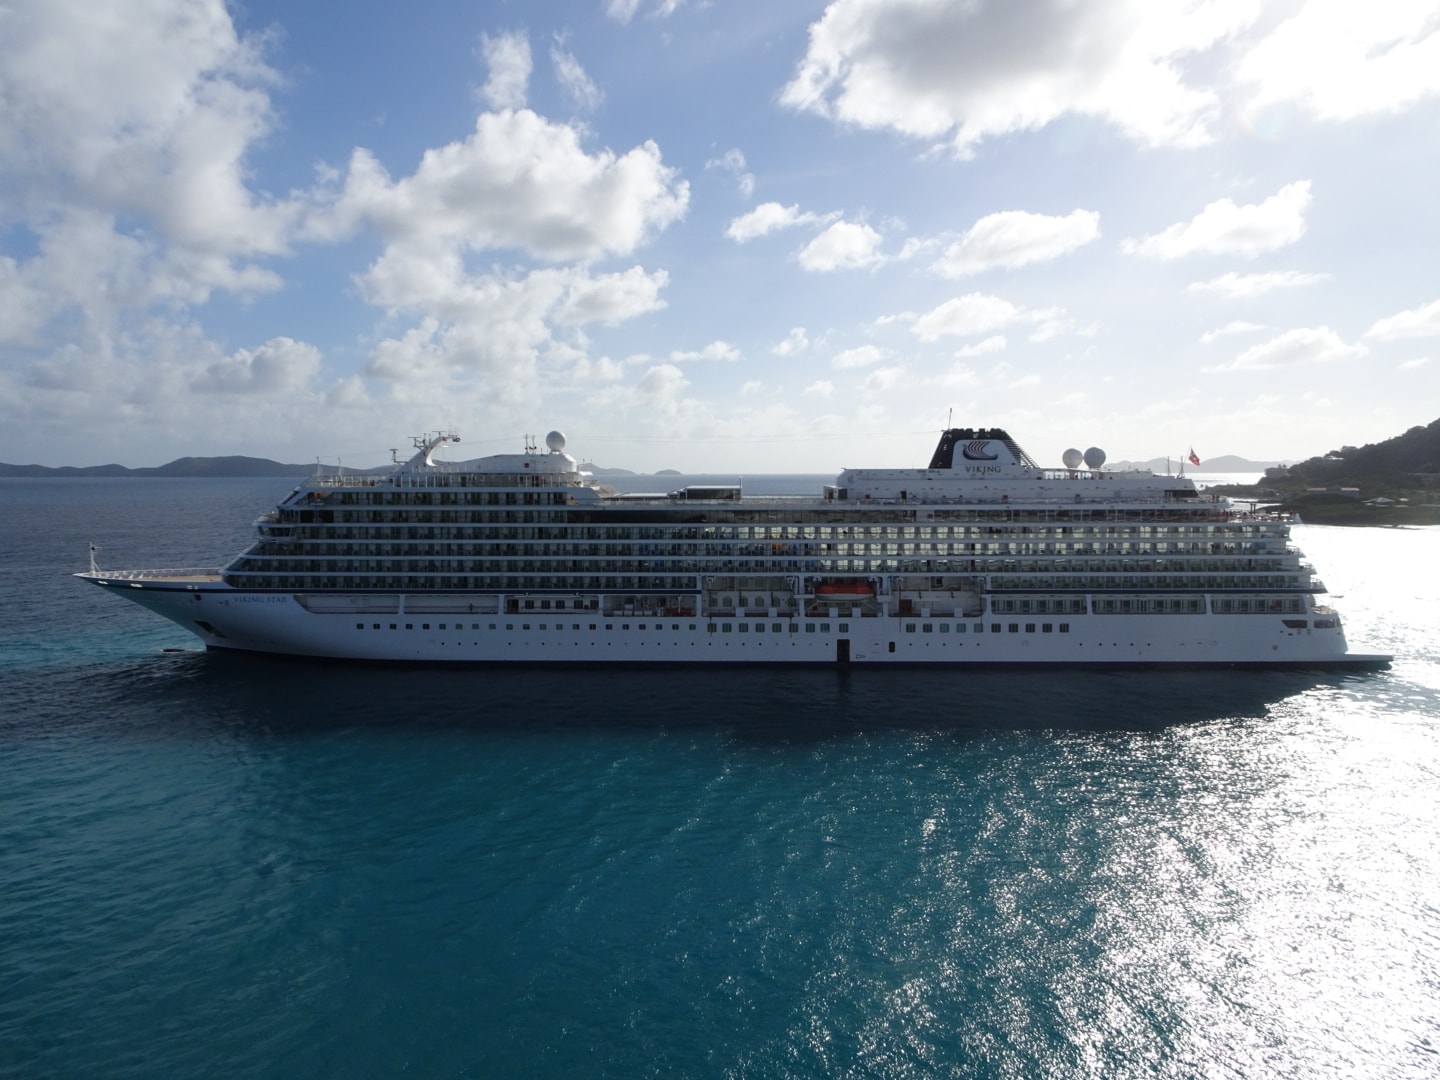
[772,327,810,356]
[831,345,887,369]
[1237,1,1440,121]
[726,202,828,242]
[635,363,688,408]
[954,335,1006,358]
[0,0,696,460]
[1216,327,1367,371]
[1188,269,1329,298]
[933,209,1100,277]
[361,265,669,395]
[781,0,1250,154]
[913,293,1023,342]
[479,32,532,111]
[1366,297,1440,341]
[191,337,323,394]
[556,266,669,326]
[315,109,689,263]
[0,0,298,298]
[1125,181,1312,259]
[860,366,904,392]
[798,220,884,271]
[670,341,741,363]
[805,380,836,398]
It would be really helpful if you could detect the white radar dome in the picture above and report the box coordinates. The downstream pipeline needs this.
[1083,446,1106,470]
[545,431,567,453]
[1062,448,1083,470]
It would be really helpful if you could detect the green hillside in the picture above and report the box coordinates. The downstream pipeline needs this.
[1217,417,1440,525]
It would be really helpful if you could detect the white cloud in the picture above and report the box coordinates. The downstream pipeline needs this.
[360,265,669,406]
[1188,269,1329,297]
[317,109,689,263]
[913,293,1022,342]
[1366,297,1440,341]
[798,220,883,271]
[831,345,887,369]
[1200,321,1266,344]
[954,335,1006,358]
[551,41,601,112]
[1217,326,1367,371]
[1125,181,1312,259]
[706,149,755,198]
[556,266,669,326]
[1028,308,1083,343]
[191,337,323,394]
[479,32,532,111]
[805,380,836,398]
[605,0,643,23]
[568,354,626,382]
[1237,0,1440,121]
[635,363,688,410]
[0,0,298,301]
[670,341,741,363]
[933,209,1100,276]
[781,0,1254,154]
[860,365,904,392]
[726,202,826,242]
[772,327,810,356]
[605,0,688,23]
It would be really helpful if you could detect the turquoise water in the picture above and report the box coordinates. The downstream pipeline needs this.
[2,479,1438,1078]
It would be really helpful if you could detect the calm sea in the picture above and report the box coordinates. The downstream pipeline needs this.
[1,477,1437,1079]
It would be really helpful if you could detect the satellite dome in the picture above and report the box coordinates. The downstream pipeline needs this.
[1083,446,1106,470]
[1062,448,1083,470]
[545,431,567,453]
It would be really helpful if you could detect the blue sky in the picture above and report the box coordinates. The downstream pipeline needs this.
[2,0,1438,471]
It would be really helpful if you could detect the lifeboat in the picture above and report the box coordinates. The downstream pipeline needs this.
[814,581,876,601]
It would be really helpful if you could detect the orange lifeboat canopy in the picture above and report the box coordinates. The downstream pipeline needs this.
[815,581,875,600]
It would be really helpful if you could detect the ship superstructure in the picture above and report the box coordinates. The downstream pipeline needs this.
[77,428,1389,667]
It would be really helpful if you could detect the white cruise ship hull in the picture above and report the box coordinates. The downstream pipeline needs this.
[79,577,1387,668]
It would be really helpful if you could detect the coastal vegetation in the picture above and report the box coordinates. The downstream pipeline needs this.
[1211,417,1440,526]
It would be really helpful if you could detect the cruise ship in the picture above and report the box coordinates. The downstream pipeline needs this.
[78,428,1389,667]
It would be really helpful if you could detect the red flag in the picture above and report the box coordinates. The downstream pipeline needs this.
[1187,448,1201,466]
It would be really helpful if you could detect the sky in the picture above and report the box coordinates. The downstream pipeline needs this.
[2,0,1439,472]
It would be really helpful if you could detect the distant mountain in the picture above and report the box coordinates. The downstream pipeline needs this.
[0,456,322,478]
[1106,454,1283,473]
[0,455,638,478]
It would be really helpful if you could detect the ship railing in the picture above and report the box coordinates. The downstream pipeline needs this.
[308,474,381,489]
[83,567,224,581]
